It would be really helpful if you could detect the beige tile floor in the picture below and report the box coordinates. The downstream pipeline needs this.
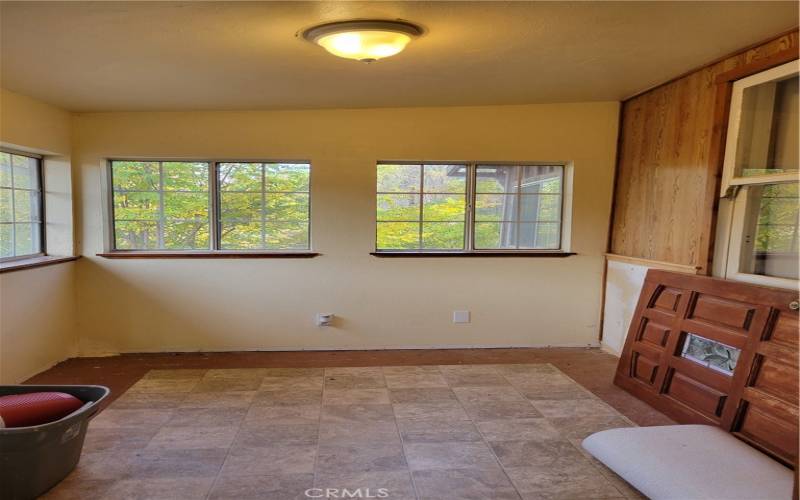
[44,364,644,500]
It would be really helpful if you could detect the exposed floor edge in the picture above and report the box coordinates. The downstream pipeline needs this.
[599,343,622,357]
[8,354,75,384]
[80,343,603,358]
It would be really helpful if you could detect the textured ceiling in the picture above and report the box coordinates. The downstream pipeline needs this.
[1,1,797,111]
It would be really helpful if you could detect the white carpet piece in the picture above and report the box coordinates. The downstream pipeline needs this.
[582,424,793,500]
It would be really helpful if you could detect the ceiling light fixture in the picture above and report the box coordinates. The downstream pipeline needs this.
[302,19,423,63]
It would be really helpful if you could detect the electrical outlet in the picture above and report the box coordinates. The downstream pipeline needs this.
[453,310,470,323]
[317,313,334,326]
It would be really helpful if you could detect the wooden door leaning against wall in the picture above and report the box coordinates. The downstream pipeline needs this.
[615,269,799,468]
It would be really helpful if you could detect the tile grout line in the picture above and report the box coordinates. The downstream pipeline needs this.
[554,370,639,427]
[201,371,257,500]
[310,369,326,492]
[114,369,164,488]
[443,364,525,500]
[385,366,422,500]
[493,364,568,498]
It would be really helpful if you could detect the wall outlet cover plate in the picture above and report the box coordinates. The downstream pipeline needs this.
[453,310,470,323]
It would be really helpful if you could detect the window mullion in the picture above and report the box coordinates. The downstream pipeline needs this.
[418,164,424,250]
[532,190,542,248]
[558,167,564,250]
[466,163,475,251]
[261,163,266,248]
[37,157,45,255]
[210,162,219,250]
[9,157,16,256]
[515,166,522,249]
[157,162,165,248]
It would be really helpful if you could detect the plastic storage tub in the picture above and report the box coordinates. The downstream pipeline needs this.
[0,385,109,500]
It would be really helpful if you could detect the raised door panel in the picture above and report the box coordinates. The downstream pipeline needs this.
[769,314,799,349]
[734,398,798,464]
[750,355,799,405]
[638,319,672,348]
[663,369,728,420]
[689,294,757,332]
[652,287,684,312]
[631,351,661,386]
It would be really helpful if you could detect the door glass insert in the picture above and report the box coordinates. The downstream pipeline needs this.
[680,333,741,376]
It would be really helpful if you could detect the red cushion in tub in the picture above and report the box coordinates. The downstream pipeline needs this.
[0,392,84,428]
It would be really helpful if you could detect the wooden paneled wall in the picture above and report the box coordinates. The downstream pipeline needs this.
[609,30,799,273]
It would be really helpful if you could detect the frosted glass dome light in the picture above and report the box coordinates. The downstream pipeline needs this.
[302,20,423,63]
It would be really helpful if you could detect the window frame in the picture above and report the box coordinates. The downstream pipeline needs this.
[215,161,312,251]
[719,60,800,196]
[716,61,799,289]
[471,163,566,252]
[375,161,470,252]
[106,159,313,254]
[374,161,571,254]
[722,184,798,289]
[0,148,46,262]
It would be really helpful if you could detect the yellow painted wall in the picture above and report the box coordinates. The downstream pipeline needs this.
[72,103,620,355]
[0,264,77,382]
[1,89,71,154]
[0,88,77,382]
